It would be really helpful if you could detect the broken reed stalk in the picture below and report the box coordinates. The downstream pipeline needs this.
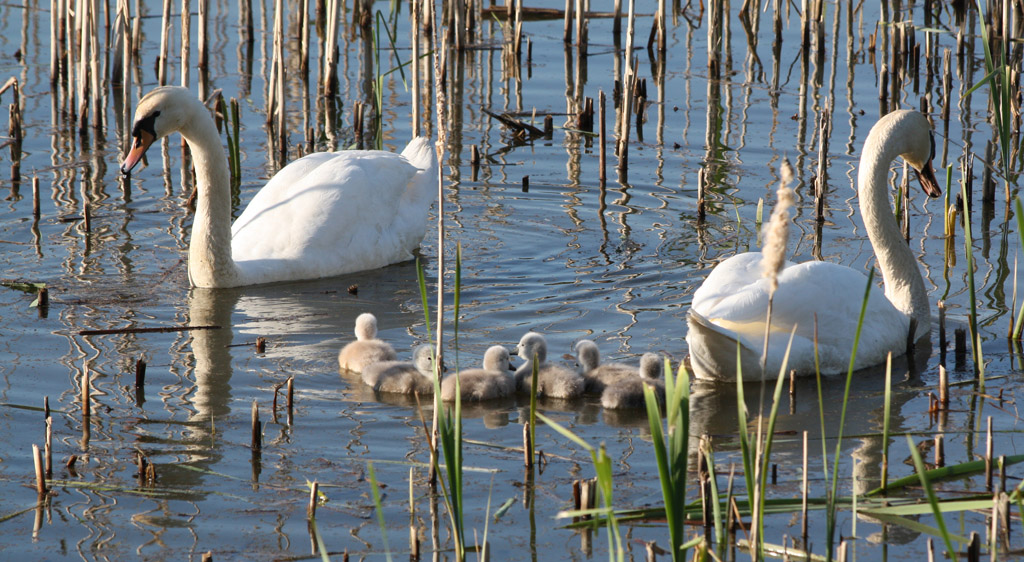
[81,368,90,418]
[599,89,606,185]
[616,0,636,177]
[45,416,52,477]
[563,0,571,43]
[575,0,585,47]
[49,0,59,85]
[135,357,146,388]
[80,180,90,232]
[299,0,309,79]
[322,0,340,97]
[815,104,831,222]
[198,0,209,98]
[308,480,319,518]
[938,365,948,408]
[986,416,994,491]
[33,444,46,496]
[159,0,171,85]
[411,0,420,137]
[181,0,190,87]
[286,376,294,424]
[32,176,40,218]
[250,400,261,451]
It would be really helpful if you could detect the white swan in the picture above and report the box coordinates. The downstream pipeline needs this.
[120,86,438,288]
[361,344,437,395]
[601,353,665,409]
[686,110,941,381]
[515,332,584,399]
[441,346,516,402]
[337,313,397,372]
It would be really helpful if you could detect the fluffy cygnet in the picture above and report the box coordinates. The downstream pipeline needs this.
[338,313,397,372]
[600,353,666,409]
[575,339,640,393]
[361,344,437,395]
[441,346,515,402]
[514,332,584,399]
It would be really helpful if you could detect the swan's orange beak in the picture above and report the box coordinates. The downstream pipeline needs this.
[120,130,155,176]
[916,161,941,198]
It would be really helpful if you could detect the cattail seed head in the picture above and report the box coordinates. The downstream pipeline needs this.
[762,159,796,293]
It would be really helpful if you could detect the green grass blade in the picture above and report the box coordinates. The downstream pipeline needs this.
[367,463,393,562]
[826,268,875,559]
[881,353,892,492]
[906,435,958,559]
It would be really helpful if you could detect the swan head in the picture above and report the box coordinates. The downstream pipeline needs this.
[516,332,548,364]
[639,353,664,380]
[871,110,942,199]
[574,340,600,371]
[412,344,438,377]
[354,313,379,340]
[121,86,202,175]
[481,346,513,372]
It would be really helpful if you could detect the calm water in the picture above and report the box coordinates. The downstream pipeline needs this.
[0,0,1021,559]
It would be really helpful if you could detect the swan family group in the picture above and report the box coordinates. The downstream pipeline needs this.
[338,313,666,409]
[121,86,940,384]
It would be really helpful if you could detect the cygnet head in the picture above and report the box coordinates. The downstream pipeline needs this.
[412,344,437,376]
[639,353,664,380]
[574,340,600,372]
[354,312,379,341]
[481,346,512,372]
[517,332,548,364]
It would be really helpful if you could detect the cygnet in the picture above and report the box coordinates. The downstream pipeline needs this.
[441,346,515,402]
[514,332,584,399]
[575,339,640,393]
[361,344,437,395]
[600,353,666,409]
[338,313,397,372]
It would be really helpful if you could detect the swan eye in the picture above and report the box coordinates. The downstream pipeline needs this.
[131,111,160,139]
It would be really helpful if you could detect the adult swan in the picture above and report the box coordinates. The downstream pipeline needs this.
[686,110,941,381]
[120,86,438,288]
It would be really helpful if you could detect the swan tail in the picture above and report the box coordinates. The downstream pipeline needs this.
[402,137,437,172]
[685,310,765,382]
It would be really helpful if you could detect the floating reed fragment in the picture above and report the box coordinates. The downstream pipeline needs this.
[78,325,219,336]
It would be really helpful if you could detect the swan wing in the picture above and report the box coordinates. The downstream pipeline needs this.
[688,256,910,378]
[230,147,431,282]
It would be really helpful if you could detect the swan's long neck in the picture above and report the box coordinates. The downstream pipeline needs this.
[858,129,930,337]
[179,108,240,288]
